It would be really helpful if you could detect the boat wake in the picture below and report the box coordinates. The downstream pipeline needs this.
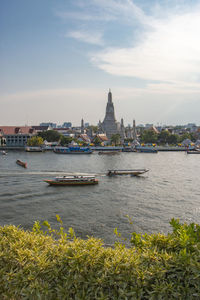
[0,170,107,177]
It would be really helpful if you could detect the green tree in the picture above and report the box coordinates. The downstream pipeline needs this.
[158,130,170,144]
[178,132,192,143]
[92,136,102,146]
[27,136,44,146]
[38,130,61,142]
[60,136,73,146]
[140,130,158,143]
[88,125,98,133]
[124,138,133,144]
[166,134,179,145]
[110,134,121,146]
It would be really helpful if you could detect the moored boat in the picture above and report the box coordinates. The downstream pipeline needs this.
[25,146,43,152]
[107,169,149,176]
[44,175,98,186]
[54,146,93,154]
[137,148,157,153]
[122,148,137,152]
[16,159,27,168]
[187,150,200,154]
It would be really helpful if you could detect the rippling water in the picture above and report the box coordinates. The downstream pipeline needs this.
[0,151,200,244]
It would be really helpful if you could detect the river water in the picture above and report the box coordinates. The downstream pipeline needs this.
[0,151,200,244]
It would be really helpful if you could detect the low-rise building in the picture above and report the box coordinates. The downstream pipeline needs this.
[78,134,91,144]
[54,128,75,137]
[40,122,57,128]
[0,126,36,147]
[92,134,109,145]
[32,125,51,133]
[62,122,72,128]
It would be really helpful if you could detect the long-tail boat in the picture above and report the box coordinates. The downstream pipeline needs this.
[16,159,27,168]
[107,169,149,176]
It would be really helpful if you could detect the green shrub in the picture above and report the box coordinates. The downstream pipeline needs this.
[0,218,200,299]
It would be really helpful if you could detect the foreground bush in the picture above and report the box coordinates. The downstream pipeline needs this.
[0,218,200,299]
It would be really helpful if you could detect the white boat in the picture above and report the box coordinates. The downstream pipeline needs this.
[44,175,98,186]
[107,169,149,176]
[187,150,200,154]
[25,146,43,152]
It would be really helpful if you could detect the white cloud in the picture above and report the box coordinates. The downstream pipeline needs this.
[67,30,104,46]
[56,11,115,22]
[56,0,152,25]
[90,0,153,26]
[58,0,200,94]
[91,9,200,91]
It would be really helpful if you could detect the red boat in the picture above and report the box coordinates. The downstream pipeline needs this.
[16,159,27,168]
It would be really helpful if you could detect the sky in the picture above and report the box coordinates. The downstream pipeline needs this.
[1,0,200,126]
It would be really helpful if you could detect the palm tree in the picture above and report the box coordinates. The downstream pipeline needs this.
[110,134,121,146]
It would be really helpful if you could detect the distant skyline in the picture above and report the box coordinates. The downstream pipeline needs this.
[1,0,200,126]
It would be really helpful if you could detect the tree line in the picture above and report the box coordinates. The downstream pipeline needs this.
[27,129,198,147]
[140,130,197,145]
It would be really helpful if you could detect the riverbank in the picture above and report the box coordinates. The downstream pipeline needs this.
[0,145,193,152]
[1,219,199,299]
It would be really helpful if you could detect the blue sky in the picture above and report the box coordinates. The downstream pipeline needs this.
[1,0,200,126]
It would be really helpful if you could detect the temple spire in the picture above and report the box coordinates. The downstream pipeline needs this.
[133,119,137,140]
[108,89,112,104]
[81,118,84,134]
[102,90,118,140]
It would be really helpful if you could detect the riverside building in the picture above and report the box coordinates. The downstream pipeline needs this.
[0,126,36,147]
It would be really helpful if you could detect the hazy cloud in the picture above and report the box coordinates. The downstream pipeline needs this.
[66,30,104,46]
[56,0,152,25]
[1,86,199,126]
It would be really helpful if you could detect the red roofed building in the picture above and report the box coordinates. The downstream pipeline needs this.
[92,134,109,145]
[0,126,36,147]
[78,134,91,144]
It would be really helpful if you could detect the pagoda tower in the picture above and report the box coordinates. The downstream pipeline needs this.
[120,118,126,143]
[132,119,137,140]
[81,118,85,134]
[101,90,118,140]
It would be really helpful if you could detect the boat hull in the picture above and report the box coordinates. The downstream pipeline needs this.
[54,147,93,154]
[54,152,93,154]
[16,160,27,168]
[44,179,98,186]
[187,151,200,154]
[107,169,149,176]
[137,149,157,153]
[25,147,43,152]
